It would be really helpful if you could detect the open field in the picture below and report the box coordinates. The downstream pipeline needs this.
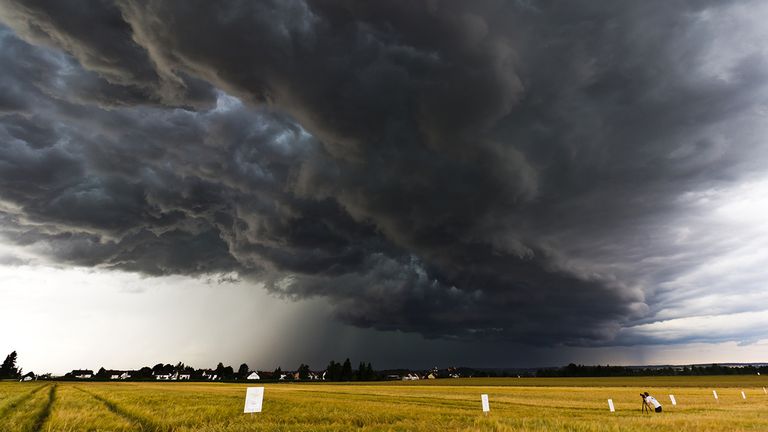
[1,377,767,431]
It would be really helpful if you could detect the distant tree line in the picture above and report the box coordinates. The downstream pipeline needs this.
[55,357,380,382]
[536,363,768,377]
[324,358,375,381]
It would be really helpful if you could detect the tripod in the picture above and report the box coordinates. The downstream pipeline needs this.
[641,397,650,413]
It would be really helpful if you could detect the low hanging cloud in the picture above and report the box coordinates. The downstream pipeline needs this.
[1,0,768,346]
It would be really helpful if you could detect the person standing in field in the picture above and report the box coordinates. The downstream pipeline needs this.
[644,392,662,413]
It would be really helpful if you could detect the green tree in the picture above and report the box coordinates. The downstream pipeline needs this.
[341,358,353,381]
[238,363,250,378]
[356,362,366,380]
[0,351,19,379]
[325,360,341,381]
[297,364,310,380]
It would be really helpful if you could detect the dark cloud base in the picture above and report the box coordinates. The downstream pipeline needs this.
[1,0,767,346]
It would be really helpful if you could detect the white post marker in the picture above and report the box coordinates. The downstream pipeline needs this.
[481,394,490,415]
[607,398,615,412]
[244,387,264,414]
[741,391,746,400]
[763,387,767,395]
[669,394,677,406]
[713,390,718,401]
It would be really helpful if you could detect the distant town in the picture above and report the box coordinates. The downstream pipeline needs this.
[2,351,766,382]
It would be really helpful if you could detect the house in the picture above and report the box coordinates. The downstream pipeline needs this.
[20,372,35,382]
[445,367,461,378]
[201,370,219,380]
[258,371,275,380]
[247,372,260,380]
[72,369,94,379]
[107,371,132,380]
[154,371,174,380]
[178,373,191,380]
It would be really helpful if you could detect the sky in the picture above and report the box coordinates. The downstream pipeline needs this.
[1,0,768,375]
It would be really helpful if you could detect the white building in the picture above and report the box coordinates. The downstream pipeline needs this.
[247,372,260,380]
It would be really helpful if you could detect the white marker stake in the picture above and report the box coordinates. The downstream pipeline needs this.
[607,399,615,412]
[481,394,490,415]
[244,387,264,414]
[669,394,677,406]
[763,387,767,395]
[713,390,718,401]
[741,391,746,400]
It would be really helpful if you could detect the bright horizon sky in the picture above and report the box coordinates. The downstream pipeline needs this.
[4,260,768,375]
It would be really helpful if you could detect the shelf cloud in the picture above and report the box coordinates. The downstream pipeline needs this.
[2,0,768,349]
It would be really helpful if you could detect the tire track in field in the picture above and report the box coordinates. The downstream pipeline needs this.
[74,386,167,432]
[31,384,56,432]
[0,384,48,419]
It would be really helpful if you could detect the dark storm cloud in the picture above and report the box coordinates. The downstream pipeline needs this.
[2,0,768,346]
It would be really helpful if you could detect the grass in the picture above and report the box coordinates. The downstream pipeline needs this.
[0,377,767,431]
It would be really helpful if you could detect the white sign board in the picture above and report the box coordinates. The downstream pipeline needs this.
[607,398,615,412]
[669,394,677,406]
[741,391,746,400]
[481,394,490,412]
[244,387,264,413]
[712,390,718,400]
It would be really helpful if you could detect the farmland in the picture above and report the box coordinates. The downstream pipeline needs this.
[1,376,767,431]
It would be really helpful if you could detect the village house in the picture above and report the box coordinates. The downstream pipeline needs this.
[107,370,132,380]
[153,371,175,380]
[257,371,275,380]
[201,370,218,380]
[72,369,94,379]
[247,371,260,380]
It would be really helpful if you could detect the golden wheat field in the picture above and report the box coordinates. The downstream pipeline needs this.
[1,376,767,431]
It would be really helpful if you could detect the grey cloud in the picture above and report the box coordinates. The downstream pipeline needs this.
[0,0,216,108]
[1,1,768,347]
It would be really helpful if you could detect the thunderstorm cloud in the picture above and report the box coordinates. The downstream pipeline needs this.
[2,0,768,348]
